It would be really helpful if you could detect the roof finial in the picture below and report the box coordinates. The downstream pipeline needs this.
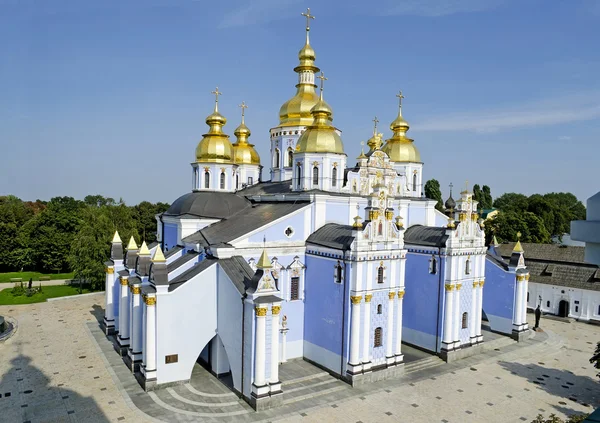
[301,7,315,44]
[396,90,405,116]
[127,236,138,251]
[449,182,453,196]
[238,101,248,124]
[152,245,166,263]
[317,71,327,100]
[112,230,122,244]
[372,116,379,136]
[513,231,524,253]
[211,86,222,113]
[257,236,272,269]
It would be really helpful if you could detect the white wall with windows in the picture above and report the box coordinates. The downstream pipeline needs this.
[527,281,600,322]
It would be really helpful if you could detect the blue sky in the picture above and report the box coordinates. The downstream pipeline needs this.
[1,0,599,205]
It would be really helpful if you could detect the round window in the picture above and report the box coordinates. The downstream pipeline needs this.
[285,227,294,238]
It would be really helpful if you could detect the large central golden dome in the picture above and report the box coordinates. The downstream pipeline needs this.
[195,94,234,164]
[278,25,320,127]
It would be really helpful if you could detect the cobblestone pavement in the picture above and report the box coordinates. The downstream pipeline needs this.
[0,293,598,423]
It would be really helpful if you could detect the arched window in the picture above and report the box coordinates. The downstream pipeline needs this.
[462,312,468,329]
[220,172,225,189]
[546,300,550,308]
[374,327,383,347]
[274,149,280,168]
[235,174,239,189]
[287,148,293,167]
[429,255,437,274]
[313,166,319,185]
[378,221,383,236]
[296,165,302,187]
[377,265,384,284]
[377,304,382,314]
[412,173,417,191]
[465,257,471,275]
[204,172,210,188]
[332,167,337,187]
[335,261,343,283]
[527,292,529,302]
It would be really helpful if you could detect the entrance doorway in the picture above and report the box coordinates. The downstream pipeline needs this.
[197,335,233,390]
[558,300,570,318]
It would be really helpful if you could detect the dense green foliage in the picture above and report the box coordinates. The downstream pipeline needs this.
[0,284,92,305]
[0,271,74,283]
[0,195,169,290]
[424,179,444,212]
[473,184,493,210]
[531,414,588,423]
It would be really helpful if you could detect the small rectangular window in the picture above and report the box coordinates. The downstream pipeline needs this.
[574,300,580,305]
[575,306,579,313]
[290,277,300,301]
[374,327,383,347]
[248,177,253,185]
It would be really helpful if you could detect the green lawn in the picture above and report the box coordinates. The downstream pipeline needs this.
[0,285,92,305]
[0,271,75,283]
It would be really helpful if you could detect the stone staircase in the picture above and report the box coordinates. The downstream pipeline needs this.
[280,370,348,405]
[403,355,445,375]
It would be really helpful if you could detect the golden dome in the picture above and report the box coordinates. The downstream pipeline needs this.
[195,91,234,163]
[232,107,261,165]
[296,81,345,155]
[381,96,421,163]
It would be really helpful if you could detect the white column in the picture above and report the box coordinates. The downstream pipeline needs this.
[270,305,280,384]
[362,295,372,368]
[118,277,129,345]
[521,276,529,328]
[514,276,524,327]
[349,296,362,366]
[476,280,484,339]
[128,285,134,351]
[395,290,404,362]
[453,286,461,346]
[254,306,267,387]
[386,291,395,362]
[280,328,288,363]
[144,295,156,373]
[470,281,478,342]
[104,269,114,322]
[142,300,147,367]
[132,286,142,355]
[442,284,454,347]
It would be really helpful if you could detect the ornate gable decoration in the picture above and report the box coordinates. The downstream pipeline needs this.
[256,270,277,292]
[286,256,305,277]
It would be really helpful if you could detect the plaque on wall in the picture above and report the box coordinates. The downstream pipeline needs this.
[165,354,178,364]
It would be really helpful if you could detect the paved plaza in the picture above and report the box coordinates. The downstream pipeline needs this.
[0,293,598,423]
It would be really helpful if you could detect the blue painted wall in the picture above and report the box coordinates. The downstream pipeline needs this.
[304,254,346,374]
[164,223,178,251]
[403,252,444,352]
[247,209,307,244]
[484,257,516,335]
[325,204,348,225]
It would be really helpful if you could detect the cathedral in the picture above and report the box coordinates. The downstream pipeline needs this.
[102,9,531,410]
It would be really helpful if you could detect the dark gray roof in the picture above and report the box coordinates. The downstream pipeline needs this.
[118,269,129,277]
[404,225,448,248]
[165,245,183,258]
[168,258,217,292]
[496,243,600,291]
[129,276,141,285]
[220,256,256,294]
[497,242,586,264]
[148,241,159,250]
[142,285,156,295]
[167,251,199,273]
[306,223,355,250]
[486,250,509,270]
[164,191,251,219]
[183,202,310,247]
[239,180,293,195]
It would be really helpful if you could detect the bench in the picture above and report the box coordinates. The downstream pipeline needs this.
[39,276,51,281]
[9,278,22,283]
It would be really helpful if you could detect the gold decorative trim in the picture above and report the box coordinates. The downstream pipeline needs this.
[364,294,373,303]
[350,295,362,305]
[397,290,405,299]
[388,291,396,300]
[132,286,141,295]
[106,267,114,274]
[525,274,530,281]
[271,305,281,315]
[456,283,462,291]
[203,166,210,172]
[255,307,267,317]
[473,281,479,288]
[480,280,485,287]
[516,274,526,282]
[145,296,156,306]
[120,277,129,286]
[445,284,454,291]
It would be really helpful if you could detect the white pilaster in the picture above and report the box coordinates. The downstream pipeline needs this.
[514,276,524,328]
[470,281,478,343]
[521,276,529,329]
[442,284,454,349]
[395,290,404,363]
[386,291,395,364]
[348,296,362,374]
[254,306,267,388]
[270,305,281,390]
[118,276,130,347]
[104,269,115,325]
[453,284,462,347]
[476,280,484,341]
[362,295,372,371]
[280,327,288,363]
[143,295,157,378]
[132,285,143,360]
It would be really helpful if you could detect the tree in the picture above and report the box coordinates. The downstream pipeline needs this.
[133,201,170,243]
[424,179,444,212]
[493,192,529,212]
[487,210,551,244]
[481,185,493,210]
[473,184,483,208]
[590,341,600,379]
[531,414,588,423]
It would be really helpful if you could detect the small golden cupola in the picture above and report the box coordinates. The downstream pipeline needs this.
[232,101,260,165]
[295,72,344,154]
[278,8,321,127]
[381,91,421,163]
[195,87,234,163]
[366,116,384,152]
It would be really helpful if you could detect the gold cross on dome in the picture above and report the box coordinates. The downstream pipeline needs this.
[317,71,327,92]
[301,8,315,30]
[372,116,379,135]
[211,87,222,103]
[238,101,248,117]
[396,90,405,109]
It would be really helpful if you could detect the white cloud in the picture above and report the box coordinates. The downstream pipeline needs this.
[558,135,572,141]
[416,92,600,133]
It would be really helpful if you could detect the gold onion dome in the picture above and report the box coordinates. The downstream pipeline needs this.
[366,116,383,151]
[195,87,234,163]
[232,102,260,165]
[295,72,344,154]
[278,8,320,127]
[381,91,421,163]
